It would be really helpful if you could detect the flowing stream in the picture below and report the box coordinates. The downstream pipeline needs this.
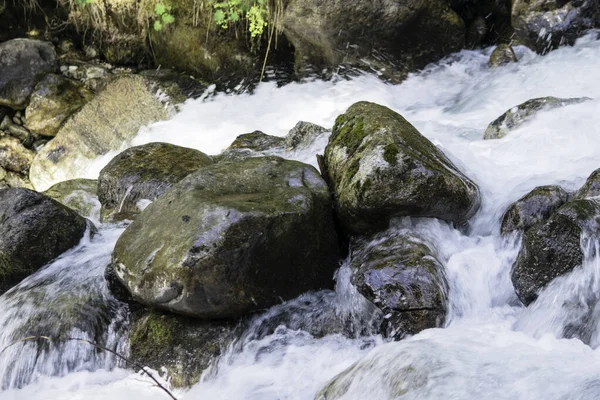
[3,33,600,399]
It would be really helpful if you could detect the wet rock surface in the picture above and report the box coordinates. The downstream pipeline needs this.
[112,156,341,319]
[324,101,480,235]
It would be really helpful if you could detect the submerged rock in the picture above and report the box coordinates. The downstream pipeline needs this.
[512,0,600,53]
[351,231,448,340]
[29,76,169,191]
[484,97,590,140]
[501,185,570,236]
[511,198,600,305]
[285,121,328,151]
[25,73,93,137]
[0,39,57,109]
[488,44,517,68]
[128,309,236,388]
[98,142,213,222]
[112,156,341,319]
[324,101,480,235]
[0,188,88,294]
[44,179,100,220]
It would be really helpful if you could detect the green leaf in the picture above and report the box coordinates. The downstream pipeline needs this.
[162,13,175,24]
[230,11,239,22]
[257,0,265,4]
[214,9,226,23]
[154,3,166,16]
[153,20,163,31]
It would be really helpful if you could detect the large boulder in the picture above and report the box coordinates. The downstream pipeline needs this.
[111,156,341,318]
[25,73,94,137]
[501,185,570,236]
[512,0,600,53]
[324,101,480,235]
[98,142,213,222]
[351,230,448,340]
[0,39,57,109]
[0,188,89,294]
[128,309,236,388]
[282,0,465,80]
[44,179,100,220]
[29,76,169,191]
[484,97,591,140]
[511,198,600,305]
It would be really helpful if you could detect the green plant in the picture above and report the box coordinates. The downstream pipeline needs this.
[213,0,268,38]
[74,0,94,5]
[153,1,175,31]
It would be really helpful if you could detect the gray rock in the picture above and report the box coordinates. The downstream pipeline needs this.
[25,73,94,137]
[511,198,600,305]
[501,185,570,236]
[0,188,89,294]
[0,136,34,174]
[98,142,213,222]
[484,96,591,140]
[488,44,517,68]
[0,39,57,109]
[574,168,600,200]
[285,121,328,150]
[351,231,448,340]
[111,156,341,319]
[324,101,480,235]
[44,179,100,220]
[29,76,169,191]
[226,131,285,152]
[512,0,600,53]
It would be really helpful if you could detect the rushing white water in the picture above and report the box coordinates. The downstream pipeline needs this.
[5,33,600,399]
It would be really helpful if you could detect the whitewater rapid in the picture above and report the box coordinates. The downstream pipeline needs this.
[3,33,600,399]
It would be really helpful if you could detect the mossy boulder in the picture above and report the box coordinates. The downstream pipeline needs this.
[44,179,100,220]
[351,230,448,340]
[512,0,600,53]
[111,156,341,318]
[98,142,213,222]
[0,136,34,174]
[0,39,57,109]
[128,309,236,388]
[0,188,89,294]
[283,0,465,80]
[501,185,570,236]
[25,73,93,137]
[484,97,591,140]
[285,121,328,151]
[488,44,517,68]
[511,198,600,305]
[324,101,480,235]
[574,168,600,200]
[29,76,169,191]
